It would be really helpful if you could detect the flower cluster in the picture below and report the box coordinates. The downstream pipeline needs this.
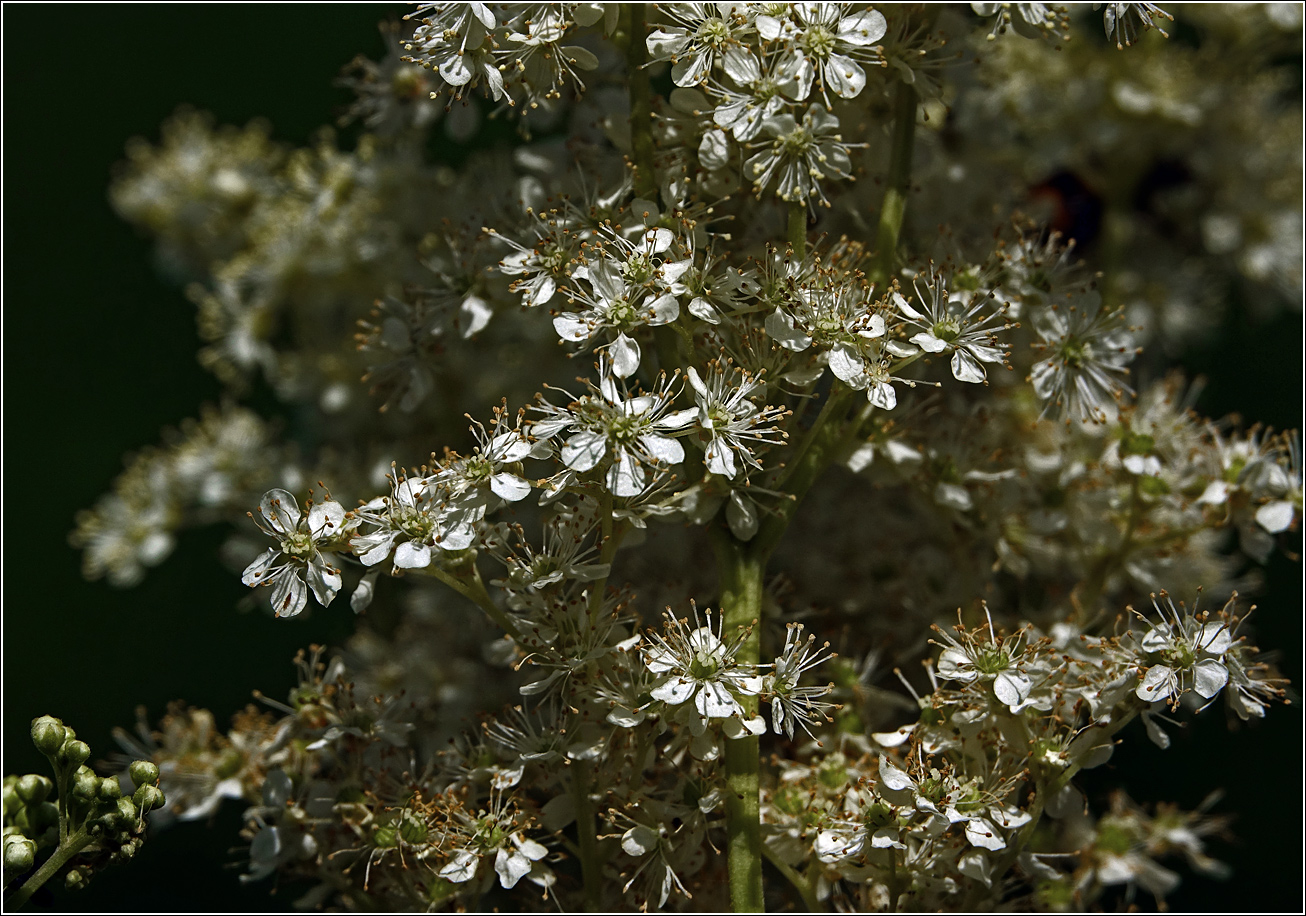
[31,3,1300,912]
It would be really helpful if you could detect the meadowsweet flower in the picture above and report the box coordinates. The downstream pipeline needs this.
[551,231,688,377]
[643,606,762,724]
[764,276,886,384]
[893,274,1009,384]
[931,608,1037,711]
[1097,3,1173,49]
[757,4,887,103]
[745,104,856,206]
[646,3,759,88]
[686,360,787,478]
[351,470,478,571]
[1030,291,1138,423]
[765,623,836,739]
[532,358,697,497]
[1131,592,1233,708]
[242,489,350,617]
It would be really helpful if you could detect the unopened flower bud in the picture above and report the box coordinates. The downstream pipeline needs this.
[133,784,165,813]
[59,740,91,769]
[65,866,87,891]
[128,760,160,789]
[3,834,36,875]
[72,767,99,799]
[116,797,137,823]
[15,774,53,806]
[98,777,122,800]
[30,716,66,756]
[2,777,19,816]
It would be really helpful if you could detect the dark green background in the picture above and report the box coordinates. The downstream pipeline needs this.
[3,4,1301,911]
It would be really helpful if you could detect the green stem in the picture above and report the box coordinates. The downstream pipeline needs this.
[625,7,657,201]
[754,383,857,558]
[992,707,1141,879]
[422,562,523,642]
[761,844,820,912]
[714,537,765,912]
[573,759,602,911]
[6,829,93,910]
[787,202,807,256]
[871,80,918,289]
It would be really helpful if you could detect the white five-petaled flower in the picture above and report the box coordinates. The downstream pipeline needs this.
[552,230,688,378]
[758,4,888,103]
[766,623,837,739]
[893,274,1009,384]
[878,756,1031,851]
[646,3,759,88]
[432,420,534,506]
[1132,592,1233,708]
[686,361,787,478]
[1030,291,1137,424]
[745,104,857,206]
[931,607,1038,711]
[643,606,762,724]
[764,280,886,382]
[532,357,697,497]
[242,489,350,617]
[351,471,478,572]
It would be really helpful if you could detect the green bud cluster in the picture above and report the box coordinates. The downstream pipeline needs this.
[2,715,166,901]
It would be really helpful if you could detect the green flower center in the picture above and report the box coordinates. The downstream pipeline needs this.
[802,23,835,60]
[608,297,639,328]
[1120,430,1155,456]
[281,530,316,560]
[696,17,730,49]
[689,649,721,680]
[463,455,494,484]
[608,414,645,445]
[1095,819,1135,855]
[1059,338,1089,367]
[931,317,962,343]
[1223,455,1247,483]
[395,506,435,542]
[779,125,815,157]
[973,644,1011,676]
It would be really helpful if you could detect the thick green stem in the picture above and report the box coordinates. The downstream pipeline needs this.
[6,829,93,910]
[714,536,766,912]
[625,7,657,201]
[573,759,602,911]
[871,80,918,289]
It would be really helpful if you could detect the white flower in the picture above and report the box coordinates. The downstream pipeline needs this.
[893,274,1008,384]
[931,608,1038,711]
[643,606,762,725]
[766,623,836,739]
[1030,291,1137,424]
[1132,592,1233,708]
[686,361,787,478]
[646,3,758,88]
[1097,3,1172,50]
[745,104,856,206]
[551,231,688,377]
[351,471,479,571]
[761,3,887,103]
[241,489,349,617]
[533,358,696,497]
